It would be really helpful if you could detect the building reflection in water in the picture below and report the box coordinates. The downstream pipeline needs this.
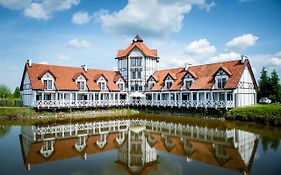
[19,119,259,174]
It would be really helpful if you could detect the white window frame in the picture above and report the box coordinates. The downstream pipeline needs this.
[214,70,228,89]
[75,75,87,91]
[41,72,54,90]
[97,76,108,91]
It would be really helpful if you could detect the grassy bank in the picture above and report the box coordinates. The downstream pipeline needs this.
[225,104,281,126]
[0,107,138,125]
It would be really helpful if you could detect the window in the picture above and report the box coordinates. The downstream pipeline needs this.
[77,81,85,90]
[43,140,53,151]
[166,82,172,89]
[118,83,124,91]
[185,80,192,89]
[217,77,227,89]
[99,82,106,91]
[131,57,142,66]
[137,71,141,79]
[43,80,53,90]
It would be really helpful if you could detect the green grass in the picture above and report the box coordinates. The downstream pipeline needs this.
[225,104,281,125]
[0,98,22,107]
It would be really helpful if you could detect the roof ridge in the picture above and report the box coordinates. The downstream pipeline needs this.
[32,63,117,72]
[190,59,241,68]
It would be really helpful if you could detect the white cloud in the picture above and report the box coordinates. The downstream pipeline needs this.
[72,11,92,25]
[1,0,80,20]
[56,54,70,60]
[0,0,30,10]
[67,38,91,48]
[268,52,281,66]
[226,34,258,51]
[96,0,215,37]
[185,38,216,57]
[268,57,281,66]
[24,3,48,20]
[208,51,241,63]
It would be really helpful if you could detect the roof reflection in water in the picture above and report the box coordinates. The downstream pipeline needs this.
[19,119,259,175]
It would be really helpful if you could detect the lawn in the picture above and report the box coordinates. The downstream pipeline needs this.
[225,104,281,125]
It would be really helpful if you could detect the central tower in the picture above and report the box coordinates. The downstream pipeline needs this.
[116,35,159,92]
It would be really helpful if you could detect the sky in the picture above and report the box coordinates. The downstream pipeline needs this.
[0,0,280,90]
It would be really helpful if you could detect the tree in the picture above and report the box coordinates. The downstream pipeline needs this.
[258,67,270,100]
[269,70,281,102]
[13,87,20,99]
[0,84,11,99]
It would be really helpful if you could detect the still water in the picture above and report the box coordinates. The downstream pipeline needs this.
[0,116,281,175]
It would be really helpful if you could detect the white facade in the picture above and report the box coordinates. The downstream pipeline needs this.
[21,37,257,109]
[234,66,257,107]
[118,48,158,92]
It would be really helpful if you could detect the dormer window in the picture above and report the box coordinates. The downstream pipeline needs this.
[217,77,227,89]
[77,81,85,90]
[118,83,124,91]
[75,74,87,91]
[166,82,172,89]
[214,69,229,89]
[96,75,108,91]
[43,80,53,90]
[99,82,106,91]
[185,80,192,89]
[40,71,55,90]
[163,74,174,90]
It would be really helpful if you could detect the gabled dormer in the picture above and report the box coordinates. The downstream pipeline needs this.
[75,135,88,152]
[95,74,108,91]
[213,67,232,89]
[39,71,56,90]
[40,139,55,158]
[73,73,88,91]
[115,77,125,91]
[181,71,196,90]
[162,73,175,91]
[147,75,157,90]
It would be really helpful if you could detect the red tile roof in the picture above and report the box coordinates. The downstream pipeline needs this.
[116,42,157,58]
[21,63,123,91]
[149,59,257,91]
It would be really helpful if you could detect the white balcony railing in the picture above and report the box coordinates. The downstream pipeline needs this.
[34,99,234,109]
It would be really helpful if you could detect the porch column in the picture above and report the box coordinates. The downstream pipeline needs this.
[233,91,236,107]
[179,92,182,107]
[42,92,44,101]
[62,92,65,106]
[204,92,207,107]
[75,92,78,106]
[33,91,36,106]
[174,92,177,106]
[225,90,227,108]
[70,93,72,105]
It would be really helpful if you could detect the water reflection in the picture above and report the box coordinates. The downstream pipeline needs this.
[0,125,11,138]
[19,119,259,174]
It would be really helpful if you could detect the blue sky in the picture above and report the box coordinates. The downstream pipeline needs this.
[0,0,280,90]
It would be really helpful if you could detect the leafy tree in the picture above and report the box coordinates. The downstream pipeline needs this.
[13,86,20,99]
[258,67,270,100]
[0,84,11,99]
[269,70,281,102]
[0,125,11,138]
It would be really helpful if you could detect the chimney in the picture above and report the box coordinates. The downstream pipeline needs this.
[241,55,248,63]
[184,63,191,71]
[27,59,32,67]
[81,65,88,72]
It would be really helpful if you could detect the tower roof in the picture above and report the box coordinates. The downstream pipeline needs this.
[116,35,157,58]
[132,34,143,43]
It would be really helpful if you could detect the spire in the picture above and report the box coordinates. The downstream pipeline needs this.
[132,34,143,43]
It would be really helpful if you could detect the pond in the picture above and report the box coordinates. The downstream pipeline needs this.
[0,114,281,175]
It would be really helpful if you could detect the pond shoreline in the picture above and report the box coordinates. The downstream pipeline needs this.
[0,104,281,126]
